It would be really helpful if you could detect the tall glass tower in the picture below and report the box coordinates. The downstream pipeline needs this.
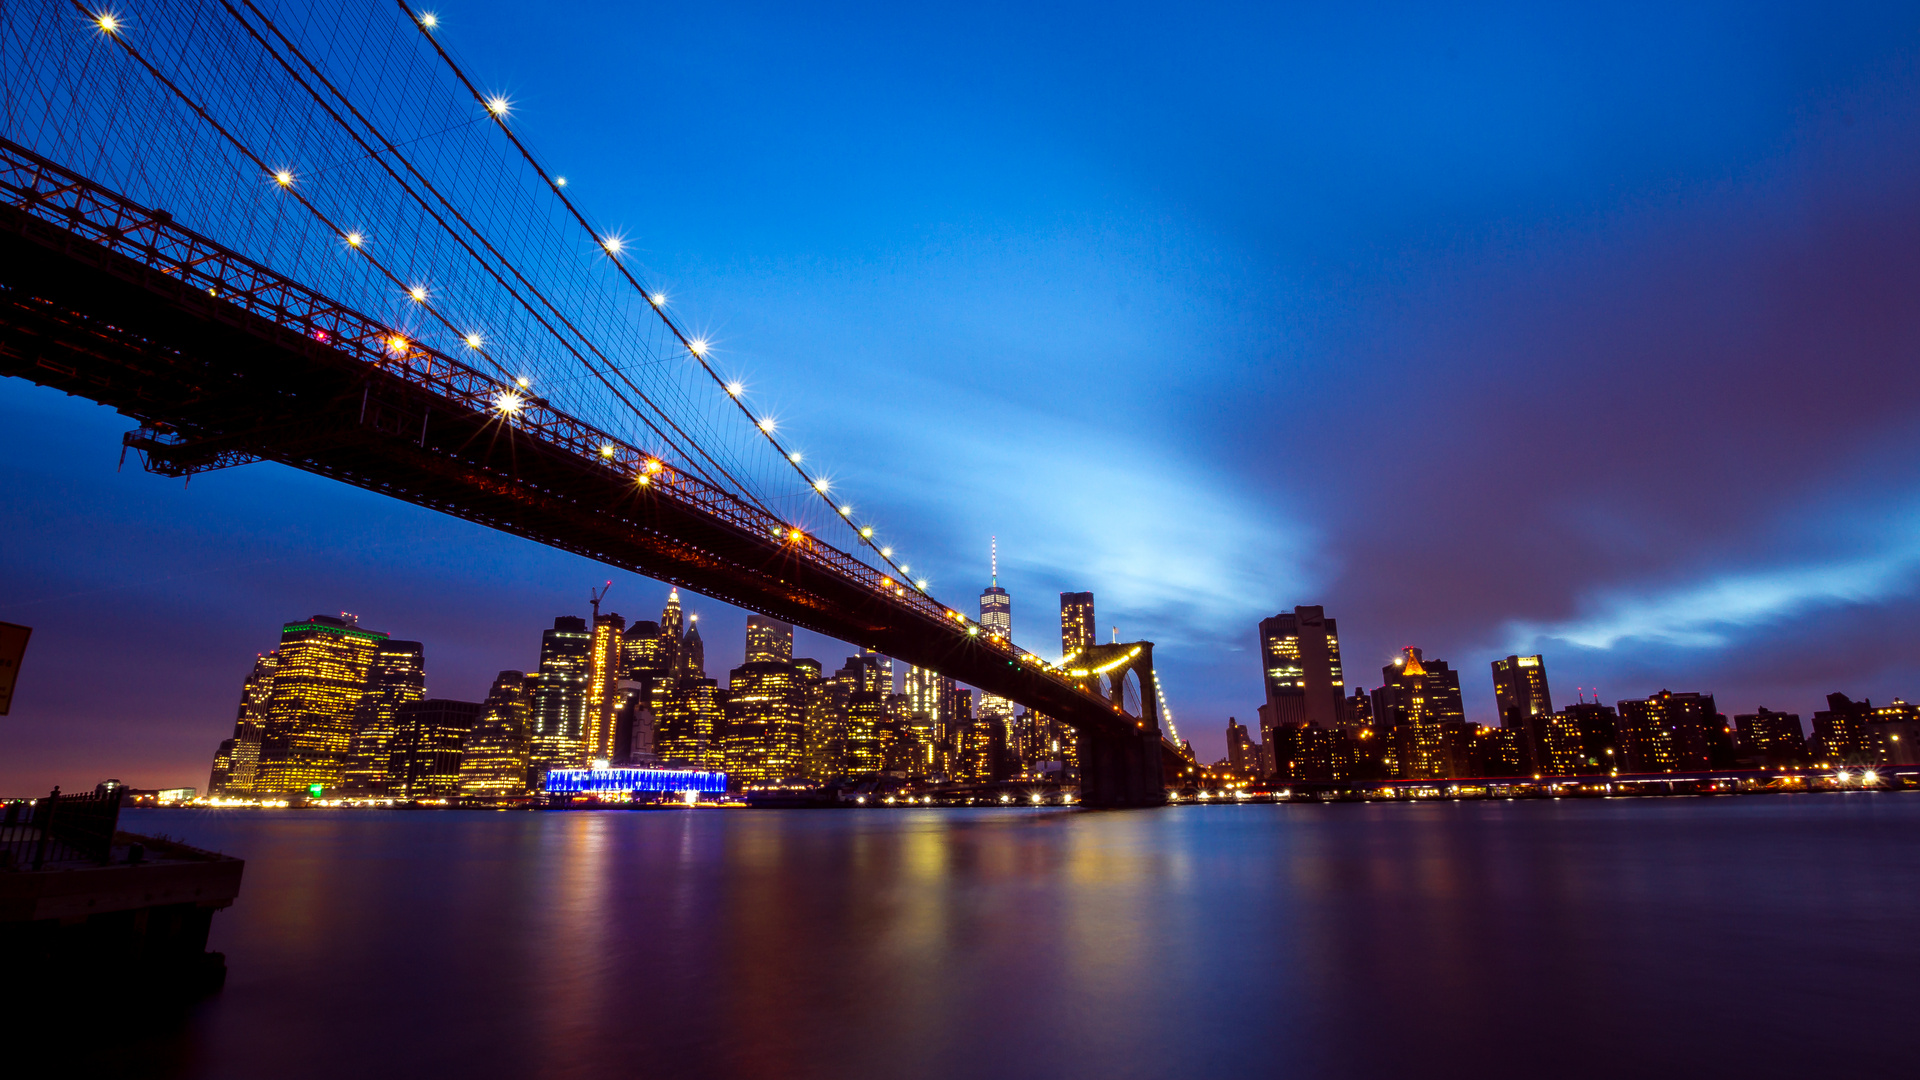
[530,615,592,782]
[980,536,1011,640]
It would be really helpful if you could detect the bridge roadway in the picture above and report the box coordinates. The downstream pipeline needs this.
[0,139,1172,806]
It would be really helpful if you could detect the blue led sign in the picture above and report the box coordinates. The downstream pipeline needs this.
[544,767,728,795]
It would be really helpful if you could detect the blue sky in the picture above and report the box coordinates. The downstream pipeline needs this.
[8,0,1920,788]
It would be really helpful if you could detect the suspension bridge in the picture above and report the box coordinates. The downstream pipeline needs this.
[0,0,1185,806]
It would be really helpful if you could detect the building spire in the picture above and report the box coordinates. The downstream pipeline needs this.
[991,535,998,586]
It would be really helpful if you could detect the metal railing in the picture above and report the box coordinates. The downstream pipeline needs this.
[0,134,1135,724]
[0,785,126,870]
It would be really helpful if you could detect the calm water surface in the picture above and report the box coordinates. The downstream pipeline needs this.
[103,795,1920,1078]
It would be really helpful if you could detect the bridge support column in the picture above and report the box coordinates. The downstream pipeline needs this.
[1077,725,1167,808]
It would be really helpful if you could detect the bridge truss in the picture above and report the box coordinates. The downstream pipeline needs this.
[0,0,1183,803]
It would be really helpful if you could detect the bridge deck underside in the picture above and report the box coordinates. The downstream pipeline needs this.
[0,203,1164,770]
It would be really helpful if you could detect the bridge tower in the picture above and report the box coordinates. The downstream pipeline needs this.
[1068,641,1168,807]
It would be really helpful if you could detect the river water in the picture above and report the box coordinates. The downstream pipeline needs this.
[102,795,1918,1078]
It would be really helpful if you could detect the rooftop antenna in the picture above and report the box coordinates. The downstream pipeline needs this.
[590,580,612,620]
[991,535,998,586]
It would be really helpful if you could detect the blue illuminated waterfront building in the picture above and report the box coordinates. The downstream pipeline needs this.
[543,767,728,795]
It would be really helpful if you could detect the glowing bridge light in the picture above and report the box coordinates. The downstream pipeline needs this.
[554,176,567,187]
[860,526,873,538]
[813,478,829,492]
[757,417,775,432]
[601,235,623,255]
[651,292,667,306]
[516,376,530,388]
[788,451,803,464]
[915,579,928,590]
[486,95,511,117]
[387,334,408,352]
[898,564,909,573]
[495,391,524,415]
[544,767,727,796]
[636,472,651,486]
[688,338,708,355]
[1864,770,1879,784]
[273,169,293,187]
[838,505,852,516]
[409,285,427,302]
[645,459,664,473]
[419,11,438,29]
[96,12,120,33]
[465,332,484,349]
[344,231,364,247]
[599,444,616,458]
[726,381,743,396]
[789,528,805,542]
[880,547,892,557]
[967,625,979,636]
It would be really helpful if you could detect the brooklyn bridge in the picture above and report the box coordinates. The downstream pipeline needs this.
[0,0,1185,805]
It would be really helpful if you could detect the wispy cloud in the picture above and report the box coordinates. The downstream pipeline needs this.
[1506,550,1920,651]
[844,386,1319,653]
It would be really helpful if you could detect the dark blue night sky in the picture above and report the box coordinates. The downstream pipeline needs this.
[9,0,1920,789]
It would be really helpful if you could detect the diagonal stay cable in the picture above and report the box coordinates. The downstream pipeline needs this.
[393,0,938,597]
[223,0,767,507]
[72,1,531,388]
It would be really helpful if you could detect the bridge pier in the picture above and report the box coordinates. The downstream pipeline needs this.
[1077,725,1167,808]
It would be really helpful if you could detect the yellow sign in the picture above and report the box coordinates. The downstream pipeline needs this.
[0,622,29,716]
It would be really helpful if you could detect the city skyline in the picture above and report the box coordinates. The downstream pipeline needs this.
[7,4,1920,1074]
[187,587,1920,799]
[11,0,1920,792]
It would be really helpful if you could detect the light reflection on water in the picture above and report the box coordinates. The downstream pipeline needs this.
[101,796,1920,1079]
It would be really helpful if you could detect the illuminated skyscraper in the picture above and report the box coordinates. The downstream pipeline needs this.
[727,661,806,784]
[1226,717,1258,777]
[388,699,483,799]
[798,659,839,782]
[209,651,279,796]
[619,618,672,765]
[660,589,686,677]
[1258,607,1344,730]
[725,614,806,787]
[682,619,706,679]
[458,671,533,798]
[255,615,390,795]
[1060,592,1095,660]
[1376,647,1465,779]
[1868,700,1919,765]
[1616,690,1724,772]
[659,677,724,770]
[343,638,426,794]
[208,740,235,796]
[1491,654,1554,770]
[905,665,961,768]
[1343,685,1374,729]
[1810,693,1874,764]
[622,619,665,677]
[864,647,894,695]
[981,537,1011,640]
[529,616,592,784]
[745,614,794,664]
[844,690,886,775]
[978,539,1015,727]
[1544,703,1621,775]
[816,655,886,780]
[584,611,627,764]
[905,665,942,726]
